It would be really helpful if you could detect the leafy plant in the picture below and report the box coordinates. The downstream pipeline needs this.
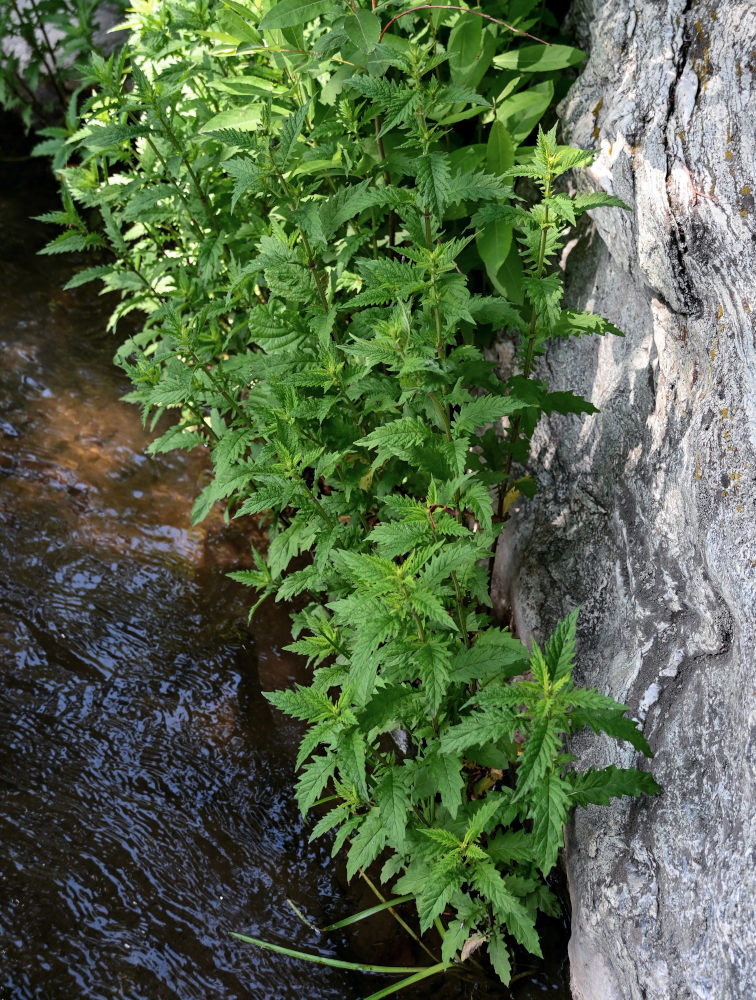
[21,0,659,991]
[0,0,129,127]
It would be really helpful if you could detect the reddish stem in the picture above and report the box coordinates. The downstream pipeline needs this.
[378,5,551,45]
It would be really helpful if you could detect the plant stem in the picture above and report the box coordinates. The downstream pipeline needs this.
[156,105,222,237]
[357,871,440,965]
[230,932,434,975]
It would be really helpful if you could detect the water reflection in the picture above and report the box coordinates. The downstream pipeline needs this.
[0,115,569,1000]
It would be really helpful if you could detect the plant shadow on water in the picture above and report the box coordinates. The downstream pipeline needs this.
[0,114,570,1000]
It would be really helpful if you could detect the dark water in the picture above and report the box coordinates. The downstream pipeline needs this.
[0,116,569,1000]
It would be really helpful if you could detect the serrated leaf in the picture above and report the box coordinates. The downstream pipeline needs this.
[453,394,529,436]
[296,753,337,815]
[573,191,631,213]
[568,764,661,808]
[529,771,570,874]
[416,858,463,933]
[569,700,653,757]
[310,803,350,841]
[416,638,452,715]
[487,933,511,985]
[441,917,469,967]
[346,808,388,880]
[375,768,411,851]
[276,100,310,169]
[471,861,541,956]
[486,829,535,865]
[513,718,561,801]
[416,152,451,221]
[544,609,578,683]
[425,751,466,820]
[338,727,369,800]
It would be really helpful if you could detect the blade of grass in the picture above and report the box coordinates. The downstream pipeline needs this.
[230,933,432,975]
[362,962,446,1000]
[321,894,415,932]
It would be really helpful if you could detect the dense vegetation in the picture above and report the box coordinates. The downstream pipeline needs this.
[3,0,659,992]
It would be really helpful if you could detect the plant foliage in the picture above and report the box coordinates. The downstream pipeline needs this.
[12,0,659,988]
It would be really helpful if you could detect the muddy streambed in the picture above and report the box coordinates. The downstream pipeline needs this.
[0,117,569,999]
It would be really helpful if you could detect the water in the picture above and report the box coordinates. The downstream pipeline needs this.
[0,114,569,1000]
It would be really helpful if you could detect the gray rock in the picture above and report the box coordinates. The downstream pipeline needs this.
[493,1,756,997]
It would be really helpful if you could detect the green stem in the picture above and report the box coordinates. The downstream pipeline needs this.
[298,228,330,313]
[230,933,434,975]
[357,871,440,964]
[302,480,335,530]
[142,132,207,243]
[156,106,222,237]
[362,963,446,1000]
[450,572,470,647]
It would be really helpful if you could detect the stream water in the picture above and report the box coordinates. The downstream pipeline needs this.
[0,115,569,1000]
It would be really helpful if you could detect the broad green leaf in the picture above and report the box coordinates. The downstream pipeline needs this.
[496,80,554,145]
[344,10,381,52]
[476,220,512,287]
[259,0,331,30]
[493,43,586,73]
[447,14,481,85]
[486,120,514,176]
[201,106,263,133]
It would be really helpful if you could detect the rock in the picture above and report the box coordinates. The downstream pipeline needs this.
[493,1,756,997]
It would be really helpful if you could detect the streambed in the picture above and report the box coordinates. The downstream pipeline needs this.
[0,116,568,1000]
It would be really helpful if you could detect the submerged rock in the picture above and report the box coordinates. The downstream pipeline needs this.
[494,1,756,997]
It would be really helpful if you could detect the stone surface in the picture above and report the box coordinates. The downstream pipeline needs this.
[493,2,756,998]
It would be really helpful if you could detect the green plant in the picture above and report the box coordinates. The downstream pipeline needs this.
[0,0,129,126]
[29,0,660,992]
